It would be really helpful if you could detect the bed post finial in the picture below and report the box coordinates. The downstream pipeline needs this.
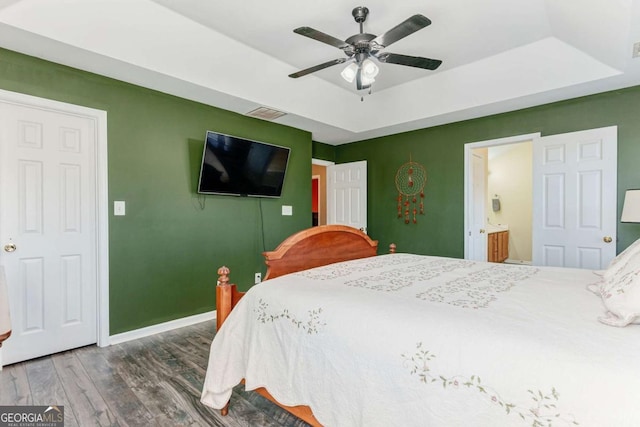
[217,266,230,287]
[216,266,233,335]
[389,243,396,254]
[216,266,245,336]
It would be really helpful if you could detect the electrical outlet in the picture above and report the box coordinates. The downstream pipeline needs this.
[634,41,640,58]
[254,272,262,284]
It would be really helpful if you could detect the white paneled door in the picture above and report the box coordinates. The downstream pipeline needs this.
[532,126,617,269]
[470,152,487,261]
[327,161,367,232]
[0,101,98,365]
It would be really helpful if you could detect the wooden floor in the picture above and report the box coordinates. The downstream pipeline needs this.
[0,320,310,427]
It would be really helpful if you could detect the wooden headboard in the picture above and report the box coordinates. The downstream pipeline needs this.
[216,225,388,331]
[262,225,379,280]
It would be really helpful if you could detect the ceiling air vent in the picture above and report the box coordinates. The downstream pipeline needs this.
[245,107,286,121]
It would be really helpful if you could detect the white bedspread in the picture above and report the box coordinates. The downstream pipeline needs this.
[201,254,640,426]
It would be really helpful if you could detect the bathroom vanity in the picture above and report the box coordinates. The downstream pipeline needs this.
[487,225,509,263]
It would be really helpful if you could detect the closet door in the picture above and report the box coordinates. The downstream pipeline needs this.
[0,100,98,365]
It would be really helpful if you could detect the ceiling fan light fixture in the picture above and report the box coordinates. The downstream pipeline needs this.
[360,73,376,87]
[341,63,358,83]
[361,58,379,79]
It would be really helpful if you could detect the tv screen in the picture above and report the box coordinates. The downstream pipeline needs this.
[197,131,291,198]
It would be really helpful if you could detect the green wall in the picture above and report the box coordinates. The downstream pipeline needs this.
[335,86,640,257]
[312,141,336,162]
[0,48,312,334]
[4,45,640,334]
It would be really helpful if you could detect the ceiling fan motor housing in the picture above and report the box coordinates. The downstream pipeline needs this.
[345,34,376,55]
[352,6,369,23]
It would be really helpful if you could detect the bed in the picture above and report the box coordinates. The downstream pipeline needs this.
[201,225,640,426]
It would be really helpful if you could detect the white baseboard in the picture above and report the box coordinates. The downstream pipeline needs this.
[109,310,216,346]
[504,258,532,265]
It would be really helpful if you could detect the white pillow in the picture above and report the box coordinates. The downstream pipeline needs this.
[603,237,640,282]
[598,273,640,326]
[588,238,640,299]
[586,282,602,296]
[598,249,640,327]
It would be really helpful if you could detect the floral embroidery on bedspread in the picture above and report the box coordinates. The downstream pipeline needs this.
[402,342,579,426]
[344,258,474,292]
[295,253,426,280]
[416,264,540,309]
[295,255,539,308]
[254,298,326,334]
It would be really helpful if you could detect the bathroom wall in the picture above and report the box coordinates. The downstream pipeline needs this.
[487,142,533,262]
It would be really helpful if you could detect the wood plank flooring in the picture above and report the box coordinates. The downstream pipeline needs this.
[0,320,310,427]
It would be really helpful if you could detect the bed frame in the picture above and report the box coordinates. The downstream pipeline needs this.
[215,225,394,426]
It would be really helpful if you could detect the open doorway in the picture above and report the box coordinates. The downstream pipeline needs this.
[312,159,332,227]
[465,127,618,269]
[311,159,368,231]
[465,133,540,263]
[312,174,321,226]
[478,142,533,264]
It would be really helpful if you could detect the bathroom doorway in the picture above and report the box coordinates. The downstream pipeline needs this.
[465,132,539,263]
[482,142,533,264]
[465,127,618,269]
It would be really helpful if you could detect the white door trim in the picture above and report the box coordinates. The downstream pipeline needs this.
[463,132,541,260]
[0,88,110,347]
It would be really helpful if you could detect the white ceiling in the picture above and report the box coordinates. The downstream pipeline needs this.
[1,0,639,145]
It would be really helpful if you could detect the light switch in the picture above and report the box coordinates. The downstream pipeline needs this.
[114,201,126,216]
[281,205,293,216]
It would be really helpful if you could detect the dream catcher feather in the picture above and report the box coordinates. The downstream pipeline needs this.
[395,156,427,224]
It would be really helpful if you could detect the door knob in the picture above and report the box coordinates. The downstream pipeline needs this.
[479,229,486,234]
[603,236,613,243]
[4,243,16,252]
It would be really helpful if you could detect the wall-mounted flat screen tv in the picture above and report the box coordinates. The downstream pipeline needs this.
[197,131,291,198]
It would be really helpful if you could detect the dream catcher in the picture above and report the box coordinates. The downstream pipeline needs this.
[395,156,427,224]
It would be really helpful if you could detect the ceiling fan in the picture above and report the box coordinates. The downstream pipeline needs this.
[288,6,442,91]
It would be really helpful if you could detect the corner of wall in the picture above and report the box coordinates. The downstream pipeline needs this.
[312,141,336,162]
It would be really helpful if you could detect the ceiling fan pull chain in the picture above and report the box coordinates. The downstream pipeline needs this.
[360,86,373,102]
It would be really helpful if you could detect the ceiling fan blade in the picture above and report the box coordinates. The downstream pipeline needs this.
[288,58,348,78]
[376,52,442,70]
[294,27,351,50]
[371,15,431,49]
